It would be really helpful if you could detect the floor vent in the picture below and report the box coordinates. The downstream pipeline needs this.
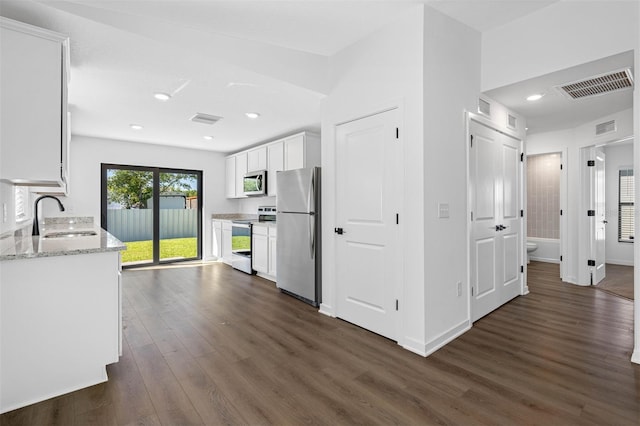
[595,119,616,136]
[190,113,223,125]
[555,68,633,99]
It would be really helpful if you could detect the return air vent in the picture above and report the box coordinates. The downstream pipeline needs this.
[190,113,223,125]
[507,114,517,129]
[595,119,616,136]
[478,98,491,116]
[555,68,634,99]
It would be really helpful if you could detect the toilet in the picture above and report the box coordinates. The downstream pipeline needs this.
[526,241,538,263]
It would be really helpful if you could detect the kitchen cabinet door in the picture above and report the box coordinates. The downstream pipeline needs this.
[222,222,233,265]
[212,220,223,259]
[284,134,305,171]
[267,141,284,196]
[235,152,248,198]
[225,156,236,198]
[0,18,69,188]
[247,146,267,172]
[268,227,277,277]
[252,225,269,274]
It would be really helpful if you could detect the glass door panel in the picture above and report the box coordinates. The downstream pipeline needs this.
[104,167,154,266]
[159,171,199,262]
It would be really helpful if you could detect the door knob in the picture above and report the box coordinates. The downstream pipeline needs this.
[602,220,608,224]
[334,227,345,235]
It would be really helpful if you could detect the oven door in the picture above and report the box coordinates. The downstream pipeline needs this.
[231,222,253,274]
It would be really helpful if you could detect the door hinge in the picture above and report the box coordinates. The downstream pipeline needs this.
[395,299,399,311]
[521,265,524,273]
[396,128,399,139]
[396,213,399,224]
[520,153,524,162]
[587,210,595,216]
[560,255,563,261]
[471,211,473,221]
[560,164,563,170]
[588,259,596,267]
[560,209,563,216]
[520,209,524,217]
[471,286,474,296]
[587,160,595,167]
[470,135,473,147]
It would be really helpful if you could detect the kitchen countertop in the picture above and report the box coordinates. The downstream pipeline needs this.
[0,217,126,261]
[211,213,259,221]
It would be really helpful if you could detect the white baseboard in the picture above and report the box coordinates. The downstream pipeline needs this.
[529,256,560,264]
[318,303,335,317]
[631,350,640,365]
[605,259,634,266]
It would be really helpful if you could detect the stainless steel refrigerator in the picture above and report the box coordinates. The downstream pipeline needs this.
[276,167,321,306]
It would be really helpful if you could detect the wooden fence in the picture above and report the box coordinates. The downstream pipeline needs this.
[107,209,197,242]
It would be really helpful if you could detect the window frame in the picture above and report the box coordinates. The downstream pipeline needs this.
[618,167,634,243]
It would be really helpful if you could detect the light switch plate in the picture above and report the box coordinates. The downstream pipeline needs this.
[438,203,449,219]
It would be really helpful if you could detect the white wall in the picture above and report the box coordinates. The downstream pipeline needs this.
[604,142,634,266]
[0,182,17,235]
[422,6,481,353]
[41,136,237,260]
[526,108,634,284]
[481,1,639,91]
[321,5,426,353]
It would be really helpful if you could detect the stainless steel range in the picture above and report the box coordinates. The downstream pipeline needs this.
[231,206,276,275]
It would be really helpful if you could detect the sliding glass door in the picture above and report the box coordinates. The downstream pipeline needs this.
[101,164,202,268]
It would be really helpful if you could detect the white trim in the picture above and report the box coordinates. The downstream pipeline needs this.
[0,17,69,43]
[605,259,634,267]
[423,320,471,357]
[318,303,335,317]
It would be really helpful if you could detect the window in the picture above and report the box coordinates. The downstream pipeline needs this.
[618,168,634,242]
[14,186,29,222]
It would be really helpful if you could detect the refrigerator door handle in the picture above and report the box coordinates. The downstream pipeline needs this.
[307,170,315,214]
[309,212,315,259]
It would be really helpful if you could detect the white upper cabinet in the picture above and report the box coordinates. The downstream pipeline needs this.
[0,18,70,191]
[225,156,236,198]
[234,152,248,198]
[247,146,267,172]
[225,131,320,198]
[267,141,284,197]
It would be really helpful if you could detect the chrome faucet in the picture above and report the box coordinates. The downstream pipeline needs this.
[32,195,65,236]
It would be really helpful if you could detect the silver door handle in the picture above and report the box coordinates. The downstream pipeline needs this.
[309,213,315,259]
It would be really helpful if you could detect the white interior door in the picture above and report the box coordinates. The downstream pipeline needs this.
[470,120,522,322]
[594,148,606,284]
[335,109,400,341]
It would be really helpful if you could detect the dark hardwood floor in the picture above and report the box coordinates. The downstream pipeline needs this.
[595,263,634,300]
[2,261,638,425]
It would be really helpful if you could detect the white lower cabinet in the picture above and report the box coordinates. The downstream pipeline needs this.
[212,220,223,259]
[221,221,233,265]
[252,224,276,281]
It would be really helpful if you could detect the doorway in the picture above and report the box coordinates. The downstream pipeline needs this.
[100,164,203,267]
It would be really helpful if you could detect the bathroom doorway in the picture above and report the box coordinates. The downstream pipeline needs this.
[526,150,568,281]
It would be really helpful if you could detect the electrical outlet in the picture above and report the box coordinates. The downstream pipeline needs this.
[456,281,462,297]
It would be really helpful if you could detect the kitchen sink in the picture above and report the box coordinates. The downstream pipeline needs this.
[43,230,98,238]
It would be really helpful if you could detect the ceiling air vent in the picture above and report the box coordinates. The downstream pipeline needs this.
[507,114,517,130]
[190,113,223,125]
[595,119,616,136]
[555,68,634,99]
[478,98,491,117]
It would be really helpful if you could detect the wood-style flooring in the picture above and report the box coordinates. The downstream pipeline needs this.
[595,263,634,300]
[2,261,639,425]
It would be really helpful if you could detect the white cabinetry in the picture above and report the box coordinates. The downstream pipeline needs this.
[221,221,233,265]
[268,226,277,277]
[1,251,121,413]
[225,156,236,198]
[247,146,267,172]
[234,152,248,198]
[212,220,223,259]
[0,18,70,192]
[267,141,284,196]
[225,131,320,198]
[252,223,276,281]
[252,224,269,274]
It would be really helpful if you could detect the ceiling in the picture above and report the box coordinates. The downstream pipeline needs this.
[4,0,628,153]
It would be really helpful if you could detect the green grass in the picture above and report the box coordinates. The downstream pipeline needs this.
[122,237,197,263]
[232,236,250,250]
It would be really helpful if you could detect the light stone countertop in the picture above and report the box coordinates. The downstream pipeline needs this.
[211,213,258,221]
[0,217,126,261]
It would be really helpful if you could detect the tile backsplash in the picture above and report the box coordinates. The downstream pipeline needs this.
[527,153,561,239]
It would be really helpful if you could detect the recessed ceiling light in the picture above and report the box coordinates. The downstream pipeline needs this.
[203,135,214,140]
[245,112,260,119]
[154,92,171,101]
[526,93,544,101]
[130,124,143,130]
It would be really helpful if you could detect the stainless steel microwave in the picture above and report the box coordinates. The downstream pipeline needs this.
[243,170,267,196]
